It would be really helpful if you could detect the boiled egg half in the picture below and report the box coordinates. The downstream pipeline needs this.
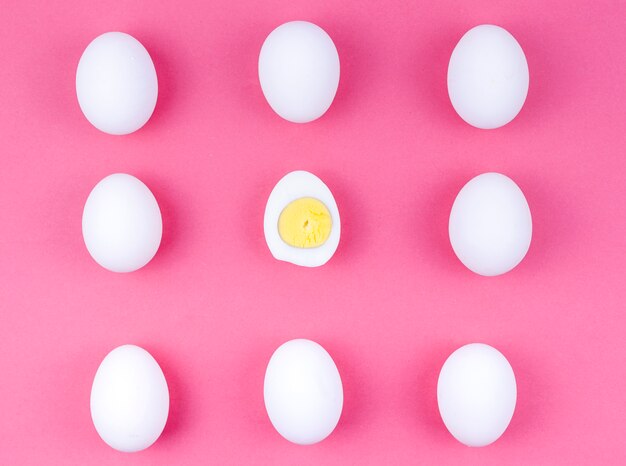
[264,171,340,267]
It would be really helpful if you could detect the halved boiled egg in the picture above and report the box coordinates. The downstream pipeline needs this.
[264,171,340,267]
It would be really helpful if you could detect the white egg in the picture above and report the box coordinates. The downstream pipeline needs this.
[90,345,169,452]
[449,172,532,276]
[447,25,529,129]
[264,339,343,445]
[76,32,158,135]
[437,343,517,447]
[264,171,340,267]
[258,21,340,123]
[82,173,162,273]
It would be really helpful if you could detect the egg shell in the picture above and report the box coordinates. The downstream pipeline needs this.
[82,173,163,273]
[90,345,169,452]
[76,32,158,135]
[448,172,532,276]
[258,21,340,123]
[447,24,529,129]
[264,171,340,267]
[264,339,343,445]
[437,343,517,447]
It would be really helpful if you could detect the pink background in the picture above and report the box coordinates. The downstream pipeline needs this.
[1,0,625,464]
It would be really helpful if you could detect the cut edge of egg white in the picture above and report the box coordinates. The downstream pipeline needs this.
[264,171,340,267]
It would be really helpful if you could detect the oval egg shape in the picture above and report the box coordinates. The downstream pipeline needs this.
[448,172,532,276]
[258,21,340,123]
[82,173,163,273]
[264,339,343,445]
[437,343,517,447]
[76,32,158,135]
[90,345,170,452]
[447,24,529,129]
[264,171,340,267]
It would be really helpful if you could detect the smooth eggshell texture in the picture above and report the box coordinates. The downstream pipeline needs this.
[447,24,529,129]
[76,32,158,135]
[258,21,340,123]
[264,339,343,445]
[82,173,162,273]
[448,172,532,276]
[90,345,169,452]
[437,343,517,447]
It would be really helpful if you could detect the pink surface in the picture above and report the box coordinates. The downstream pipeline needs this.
[1,0,625,464]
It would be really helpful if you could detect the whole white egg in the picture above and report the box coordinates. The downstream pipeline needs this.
[82,173,162,273]
[76,32,158,135]
[264,339,343,445]
[258,21,340,123]
[264,171,340,267]
[437,343,517,447]
[448,25,529,129]
[448,172,532,276]
[90,345,169,452]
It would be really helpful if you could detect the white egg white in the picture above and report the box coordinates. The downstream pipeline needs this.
[263,171,340,267]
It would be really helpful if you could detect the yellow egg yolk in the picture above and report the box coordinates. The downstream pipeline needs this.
[278,197,332,248]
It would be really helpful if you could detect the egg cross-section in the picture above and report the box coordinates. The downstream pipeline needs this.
[264,171,340,267]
